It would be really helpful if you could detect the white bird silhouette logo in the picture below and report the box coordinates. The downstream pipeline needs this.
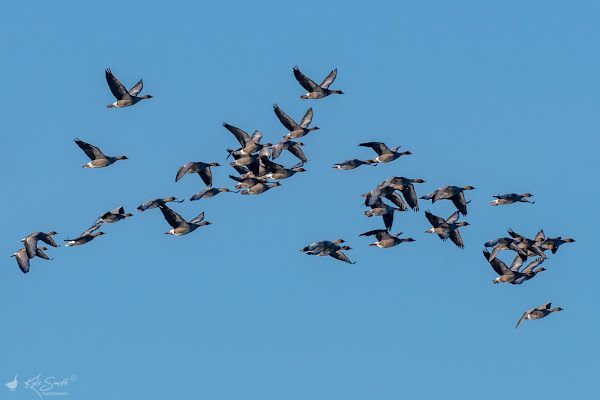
[5,375,17,391]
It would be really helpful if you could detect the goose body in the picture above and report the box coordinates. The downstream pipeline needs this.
[515,302,563,329]
[75,138,128,168]
[359,142,411,164]
[159,206,211,236]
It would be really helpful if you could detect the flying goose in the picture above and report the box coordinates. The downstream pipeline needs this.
[75,138,128,168]
[11,247,53,274]
[159,206,211,236]
[424,210,470,249]
[359,229,415,248]
[190,187,237,201]
[65,223,105,247]
[540,235,575,254]
[362,184,407,211]
[273,105,319,139]
[515,302,563,329]
[420,185,475,216]
[490,193,534,206]
[301,239,354,264]
[175,162,220,187]
[20,231,59,258]
[331,159,376,170]
[105,68,152,108]
[96,206,133,224]
[136,197,183,212]
[293,66,344,100]
[359,142,411,164]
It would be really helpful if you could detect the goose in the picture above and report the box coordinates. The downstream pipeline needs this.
[240,182,281,195]
[381,177,425,211]
[75,138,128,168]
[362,184,407,211]
[490,193,534,206]
[301,239,354,264]
[484,237,528,262]
[136,197,183,212]
[190,187,236,201]
[364,199,403,231]
[65,224,105,247]
[293,66,344,100]
[301,239,346,254]
[270,140,307,163]
[97,206,133,223]
[175,162,220,187]
[21,231,59,258]
[540,236,575,254]
[260,156,306,180]
[420,185,475,216]
[359,229,415,248]
[515,302,563,329]
[273,105,319,139]
[159,206,211,236]
[105,68,152,108]
[507,229,546,259]
[5,375,17,391]
[424,210,470,248]
[11,247,53,274]
[482,249,545,284]
[222,123,269,155]
[331,159,376,170]
[359,142,411,164]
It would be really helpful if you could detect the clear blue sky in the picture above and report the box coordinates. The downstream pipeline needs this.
[1,1,598,399]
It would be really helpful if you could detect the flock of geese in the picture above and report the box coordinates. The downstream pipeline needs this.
[11,66,574,329]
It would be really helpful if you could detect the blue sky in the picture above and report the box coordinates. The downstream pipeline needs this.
[1,1,598,399]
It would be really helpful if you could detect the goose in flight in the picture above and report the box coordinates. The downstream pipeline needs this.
[293,66,344,99]
[490,193,534,206]
[482,249,545,284]
[65,224,105,247]
[175,162,220,187]
[301,239,354,264]
[11,247,53,274]
[359,142,411,164]
[420,185,475,216]
[273,105,319,139]
[515,302,563,329]
[331,159,376,170]
[159,206,211,235]
[424,210,470,249]
[75,138,128,168]
[359,229,415,248]
[20,231,59,258]
[270,140,307,163]
[105,68,152,108]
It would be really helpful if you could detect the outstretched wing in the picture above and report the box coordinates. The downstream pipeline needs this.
[293,66,319,92]
[288,142,307,162]
[75,139,106,160]
[222,123,252,147]
[159,205,186,229]
[320,68,337,89]
[330,250,354,264]
[175,162,195,182]
[359,142,391,155]
[515,311,529,329]
[400,184,419,211]
[299,108,313,128]
[105,68,131,100]
[451,192,469,215]
[449,229,464,249]
[273,104,300,131]
[128,79,143,96]
[425,211,445,227]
